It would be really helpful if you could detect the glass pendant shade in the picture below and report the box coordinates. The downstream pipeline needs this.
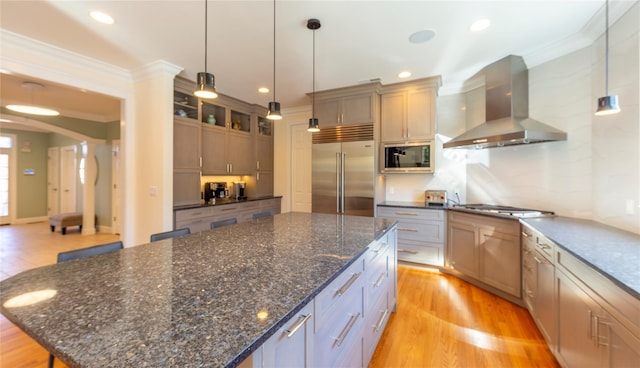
[307,118,320,132]
[194,72,217,99]
[595,95,620,115]
[266,101,282,120]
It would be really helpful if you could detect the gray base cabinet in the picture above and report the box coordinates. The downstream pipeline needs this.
[377,206,445,267]
[251,225,397,368]
[447,211,521,298]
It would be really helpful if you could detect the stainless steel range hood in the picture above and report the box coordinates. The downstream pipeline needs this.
[444,55,567,149]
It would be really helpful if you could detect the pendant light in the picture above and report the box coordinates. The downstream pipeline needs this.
[266,0,282,120]
[194,0,218,99]
[595,0,620,115]
[307,18,321,132]
[6,82,59,116]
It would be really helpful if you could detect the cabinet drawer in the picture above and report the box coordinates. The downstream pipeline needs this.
[175,207,214,222]
[315,257,364,329]
[313,283,363,367]
[397,241,444,266]
[175,217,211,233]
[236,201,261,222]
[397,219,444,243]
[363,290,390,366]
[449,211,519,235]
[213,203,242,221]
[365,250,389,310]
[378,207,444,222]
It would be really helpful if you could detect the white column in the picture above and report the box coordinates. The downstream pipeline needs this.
[81,142,96,235]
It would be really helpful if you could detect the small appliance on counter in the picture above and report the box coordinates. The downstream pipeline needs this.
[234,181,247,200]
[204,182,228,203]
[425,190,448,208]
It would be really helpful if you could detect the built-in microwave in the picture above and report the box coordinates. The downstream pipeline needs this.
[380,141,434,173]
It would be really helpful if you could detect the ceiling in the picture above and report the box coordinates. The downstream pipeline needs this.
[0,0,630,128]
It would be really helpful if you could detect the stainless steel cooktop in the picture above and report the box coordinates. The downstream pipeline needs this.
[451,204,554,218]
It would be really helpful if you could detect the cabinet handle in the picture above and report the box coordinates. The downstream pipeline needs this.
[521,231,530,238]
[537,243,551,250]
[394,211,418,216]
[285,313,312,338]
[588,310,594,341]
[257,172,260,181]
[526,290,534,298]
[398,227,418,232]
[372,242,388,254]
[335,272,362,297]
[335,312,360,347]
[398,249,418,254]
[373,272,386,288]
[374,309,389,332]
[257,161,260,170]
[191,212,203,216]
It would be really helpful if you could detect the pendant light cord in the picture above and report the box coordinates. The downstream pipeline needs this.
[272,0,276,102]
[204,0,208,74]
[604,0,610,95]
[312,27,316,118]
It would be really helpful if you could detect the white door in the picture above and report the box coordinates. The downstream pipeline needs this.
[0,134,14,225]
[291,124,312,213]
[60,145,77,213]
[47,147,60,216]
[111,140,121,234]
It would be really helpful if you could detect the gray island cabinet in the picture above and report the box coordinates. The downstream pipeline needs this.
[0,213,397,368]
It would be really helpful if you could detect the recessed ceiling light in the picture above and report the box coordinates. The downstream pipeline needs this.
[258,87,269,94]
[90,10,115,25]
[6,105,60,116]
[470,19,491,32]
[398,71,412,79]
[409,29,436,44]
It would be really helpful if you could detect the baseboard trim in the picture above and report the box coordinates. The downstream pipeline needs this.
[12,216,49,224]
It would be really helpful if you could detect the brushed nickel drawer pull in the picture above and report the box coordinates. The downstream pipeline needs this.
[374,272,386,288]
[335,272,362,297]
[373,242,388,253]
[521,231,530,238]
[398,228,418,232]
[374,309,389,332]
[335,312,360,347]
[285,314,312,338]
[394,212,418,216]
[398,249,418,254]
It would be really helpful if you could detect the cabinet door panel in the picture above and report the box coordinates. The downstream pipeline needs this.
[174,118,201,170]
[316,99,340,127]
[380,92,405,141]
[535,254,556,347]
[448,222,478,277]
[227,132,253,175]
[479,228,521,297]
[173,171,201,206]
[261,302,313,368]
[201,126,228,174]
[342,94,374,125]
[256,136,274,172]
[406,89,434,139]
[604,311,640,367]
[556,269,603,368]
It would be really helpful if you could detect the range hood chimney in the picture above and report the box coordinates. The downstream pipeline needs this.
[443,55,567,149]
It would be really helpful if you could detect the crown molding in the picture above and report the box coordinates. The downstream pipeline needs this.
[132,60,183,82]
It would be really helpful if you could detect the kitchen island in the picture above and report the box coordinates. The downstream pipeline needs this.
[0,212,397,367]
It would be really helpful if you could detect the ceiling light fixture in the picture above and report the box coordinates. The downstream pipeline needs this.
[194,0,218,99]
[470,19,491,32]
[595,0,620,116]
[6,82,59,116]
[258,87,269,94]
[266,0,282,120]
[89,10,114,25]
[408,29,436,44]
[307,18,321,133]
[398,71,412,79]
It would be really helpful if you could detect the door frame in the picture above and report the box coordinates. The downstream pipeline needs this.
[0,133,17,225]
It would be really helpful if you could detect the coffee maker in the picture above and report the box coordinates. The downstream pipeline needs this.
[204,182,227,203]
[234,181,247,200]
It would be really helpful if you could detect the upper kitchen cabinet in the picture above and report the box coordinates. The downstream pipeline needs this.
[174,77,202,206]
[251,106,275,197]
[308,82,381,128]
[380,76,441,142]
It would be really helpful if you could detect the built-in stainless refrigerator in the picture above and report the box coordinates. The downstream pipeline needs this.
[312,124,375,217]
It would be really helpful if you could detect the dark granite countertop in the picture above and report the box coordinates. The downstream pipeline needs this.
[174,196,282,211]
[0,212,397,368]
[521,216,640,300]
[378,201,447,210]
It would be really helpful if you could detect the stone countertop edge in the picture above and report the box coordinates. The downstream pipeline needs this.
[378,201,448,210]
[521,216,640,300]
[174,196,283,211]
[0,213,397,368]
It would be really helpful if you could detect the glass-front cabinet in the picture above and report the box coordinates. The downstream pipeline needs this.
[174,90,199,121]
[201,101,227,129]
[258,116,272,136]
[230,110,251,133]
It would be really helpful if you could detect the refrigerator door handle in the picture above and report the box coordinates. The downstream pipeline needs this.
[336,152,341,213]
[340,152,346,213]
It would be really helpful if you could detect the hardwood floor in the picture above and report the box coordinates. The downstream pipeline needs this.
[0,223,558,368]
[0,222,119,368]
[370,265,559,368]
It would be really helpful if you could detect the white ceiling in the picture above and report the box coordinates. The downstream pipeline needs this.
[0,0,632,126]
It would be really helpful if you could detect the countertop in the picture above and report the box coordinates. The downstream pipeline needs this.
[521,216,640,300]
[174,195,282,211]
[0,212,397,368]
